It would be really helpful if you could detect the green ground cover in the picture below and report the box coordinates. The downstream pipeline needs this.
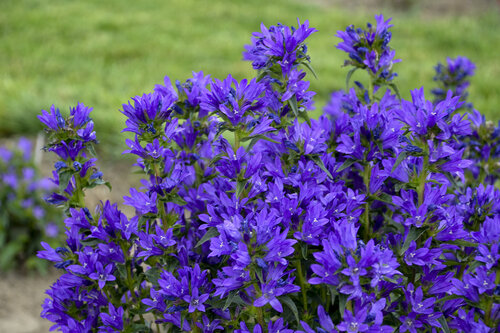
[1,0,499,155]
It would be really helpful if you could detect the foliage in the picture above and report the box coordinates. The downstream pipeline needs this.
[0,138,63,272]
[38,15,499,332]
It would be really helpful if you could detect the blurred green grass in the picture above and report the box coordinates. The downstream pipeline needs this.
[1,0,499,156]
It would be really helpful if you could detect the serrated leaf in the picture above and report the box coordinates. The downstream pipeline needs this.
[391,151,408,173]
[302,61,318,79]
[310,155,333,179]
[337,159,356,173]
[195,227,219,248]
[345,67,359,90]
[281,295,300,324]
[289,96,299,118]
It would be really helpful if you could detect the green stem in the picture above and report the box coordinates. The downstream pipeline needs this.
[252,281,265,327]
[296,258,308,313]
[368,79,374,103]
[417,154,429,207]
[153,162,169,231]
[73,176,86,208]
[234,130,240,152]
[362,165,372,243]
[190,312,201,333]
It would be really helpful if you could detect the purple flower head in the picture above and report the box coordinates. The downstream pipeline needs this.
[121,91,177,135]
[201,75,268,126]
[89,262,116,289]
[433,56,475,108]
[123,188,158,215]
[174,71,212,113]
[182,287,210,313]
[99,303,124,331]
[336,15,399,81]
[39,105,65,131]
[243,19,317,75]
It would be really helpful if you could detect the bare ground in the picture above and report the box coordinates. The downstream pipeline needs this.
[0,272,59,333]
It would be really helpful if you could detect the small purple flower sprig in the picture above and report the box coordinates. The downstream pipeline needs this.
[37,15,499,333]
[38,103,109,211]
[432,56,476,109]
[0,138,62,272]
[336,14,401,102]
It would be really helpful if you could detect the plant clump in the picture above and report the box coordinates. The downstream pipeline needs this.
[38,16,499,332]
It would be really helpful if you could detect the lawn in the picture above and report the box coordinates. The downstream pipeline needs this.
[1,0,499,155]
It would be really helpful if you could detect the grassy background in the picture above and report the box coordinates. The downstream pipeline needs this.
[1,0,499,156]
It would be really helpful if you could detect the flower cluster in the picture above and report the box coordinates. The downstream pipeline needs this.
[38,15,498,332]
[0,137,62,272]
[432,56,476,109]
[336,15,400,87]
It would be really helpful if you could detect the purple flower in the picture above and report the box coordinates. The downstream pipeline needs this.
[89,262,116,289]
[337,308,369,332]
[201,75,268,126]
[99,303,124,331]
[182,287,210,313]
[121,92,177,135]
[123,188,158,215]
[243,19,316,75]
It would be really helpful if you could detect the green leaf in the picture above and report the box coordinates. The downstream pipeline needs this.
[301,244,308,260]
[256,69,271,82]
[58,170,73,192]
[280,295,300,325]
[289,96,299,118]
[374,193,393,205]
[437,316,451,333]
[208,152,226,167]
[236,179,248,198]
[80,238,101,247]
[298,110,311,126]
[345,67,359,90]
[448,240,478,247]
[337,159,356,173]
[338,293,348,319]
[255,267,264,284]
[389,83,402,100]
[195,227,219,248]
[310,155,333,179]
[391,151,408,173]
[302,61,318,79]
[169,193,187,206]
[145,267,161,285]
[400,226,428,255]
[87,143,97,158]
[223,290,237,311]
[241,134,279,144]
